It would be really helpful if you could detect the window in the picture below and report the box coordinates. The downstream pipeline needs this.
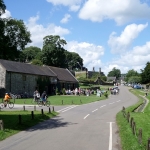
[22,75,26,81]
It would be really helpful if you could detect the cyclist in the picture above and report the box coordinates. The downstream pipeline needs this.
[40,91,47,105]
[4,93,11,107]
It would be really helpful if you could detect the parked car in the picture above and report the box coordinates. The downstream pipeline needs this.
[133,85,142,89]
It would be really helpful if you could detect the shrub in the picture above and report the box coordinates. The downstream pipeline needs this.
[104,92,108,98]
[62,88,66,95]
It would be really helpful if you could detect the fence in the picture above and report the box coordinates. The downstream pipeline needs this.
[122,106,150,150]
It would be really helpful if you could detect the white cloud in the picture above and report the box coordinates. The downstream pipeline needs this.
[46,0,82,11]
[1,10,11,18]
[79,0,150,25]
[66,41,104,71]
[26,15,70,48]
[60,14,71,23]
[103,41,150,75]
[108,23,148,54]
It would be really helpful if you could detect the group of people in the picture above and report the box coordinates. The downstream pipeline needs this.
[33,90,47,103]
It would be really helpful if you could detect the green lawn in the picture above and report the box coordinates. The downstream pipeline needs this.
[0,110,58,141]
[116,89,150,150]
[2,92,109,106]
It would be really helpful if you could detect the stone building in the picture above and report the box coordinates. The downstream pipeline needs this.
[0,59,78,97]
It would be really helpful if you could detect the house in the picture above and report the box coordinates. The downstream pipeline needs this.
[48,66,79,93]
[0,59,78,97]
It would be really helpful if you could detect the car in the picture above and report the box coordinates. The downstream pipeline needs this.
[134,85,142,89]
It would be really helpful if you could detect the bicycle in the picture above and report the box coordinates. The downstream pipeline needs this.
[31,97,41,105]
[0,99,14,109]
[38,99,50,107]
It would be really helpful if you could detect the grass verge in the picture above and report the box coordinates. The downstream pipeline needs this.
[116,89,150,150]
[3,93,109,106]
[0,110,58,141]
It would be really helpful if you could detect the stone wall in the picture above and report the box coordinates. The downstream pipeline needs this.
[0,64,6,88]
[6,72,38,96]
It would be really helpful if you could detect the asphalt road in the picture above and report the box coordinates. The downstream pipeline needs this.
[0,85,138,150]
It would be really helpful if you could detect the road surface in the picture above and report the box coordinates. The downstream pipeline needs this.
[0,86,138,150]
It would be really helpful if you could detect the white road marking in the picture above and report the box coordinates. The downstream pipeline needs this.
[92,109,98,112]
[108,122,115,150]
[61,106,77,112]
[116,100,121,102]
[57,106,77,112]
[100,105,106,108]
[109,102,115,105]
[84,114,90,119]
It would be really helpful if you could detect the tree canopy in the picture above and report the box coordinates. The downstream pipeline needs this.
[141,62,150,84]
[0,0,31,61]
[0,0,6,16]
[125,69,140,82]
[107,67,121,79]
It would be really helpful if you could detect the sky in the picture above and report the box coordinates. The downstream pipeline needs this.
[2,0,150,76]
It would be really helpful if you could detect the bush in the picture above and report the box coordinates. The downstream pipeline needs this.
[104,92,108,98]
[62,88,66,95]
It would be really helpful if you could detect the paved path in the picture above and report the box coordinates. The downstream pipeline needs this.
[0,86,138,150]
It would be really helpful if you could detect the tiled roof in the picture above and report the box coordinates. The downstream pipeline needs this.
[0,59,56,77]
[48,66,78,83]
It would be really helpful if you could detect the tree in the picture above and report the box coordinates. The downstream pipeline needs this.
[22,46,41,62]
[31,59,43,66]
[107,67,121,79]
[125,69,140,82]
[0,18,31,60]
[65,51,83,70]
[128,76,141,83]
[141,62,150,84]
[0,0,6,16]
[42,35,67,68]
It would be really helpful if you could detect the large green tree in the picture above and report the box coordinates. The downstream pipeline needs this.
[107,67,121,79]
[0,18,31,60]
[42,35,67,68]
[0,0,31,60]
[141,62,150,84]
[125,69,140,82]
[65,51,83,70]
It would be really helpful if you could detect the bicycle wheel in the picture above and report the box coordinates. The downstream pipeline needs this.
[31,99,36,104]
[38,101,43,107]
[0,103,4,109]
[8,102,14,109]
[46,101,50,107]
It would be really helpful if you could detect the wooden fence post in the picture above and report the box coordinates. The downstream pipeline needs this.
[122,106,126,117]
[147,138,150,150]
[127,112,130,122]
[132,122,136,136]
[48,107,51,113]
[130,117,133,127]
[18,115,22,124]
[138,128,142,144]
[0,120,4,130]
[53,106,54,111]
[31,111,34,120]
[34,105,36,111]
[41,109,44,115]
[23,105,25,111]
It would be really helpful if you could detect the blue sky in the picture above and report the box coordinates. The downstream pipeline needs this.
[2,0,150,75]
